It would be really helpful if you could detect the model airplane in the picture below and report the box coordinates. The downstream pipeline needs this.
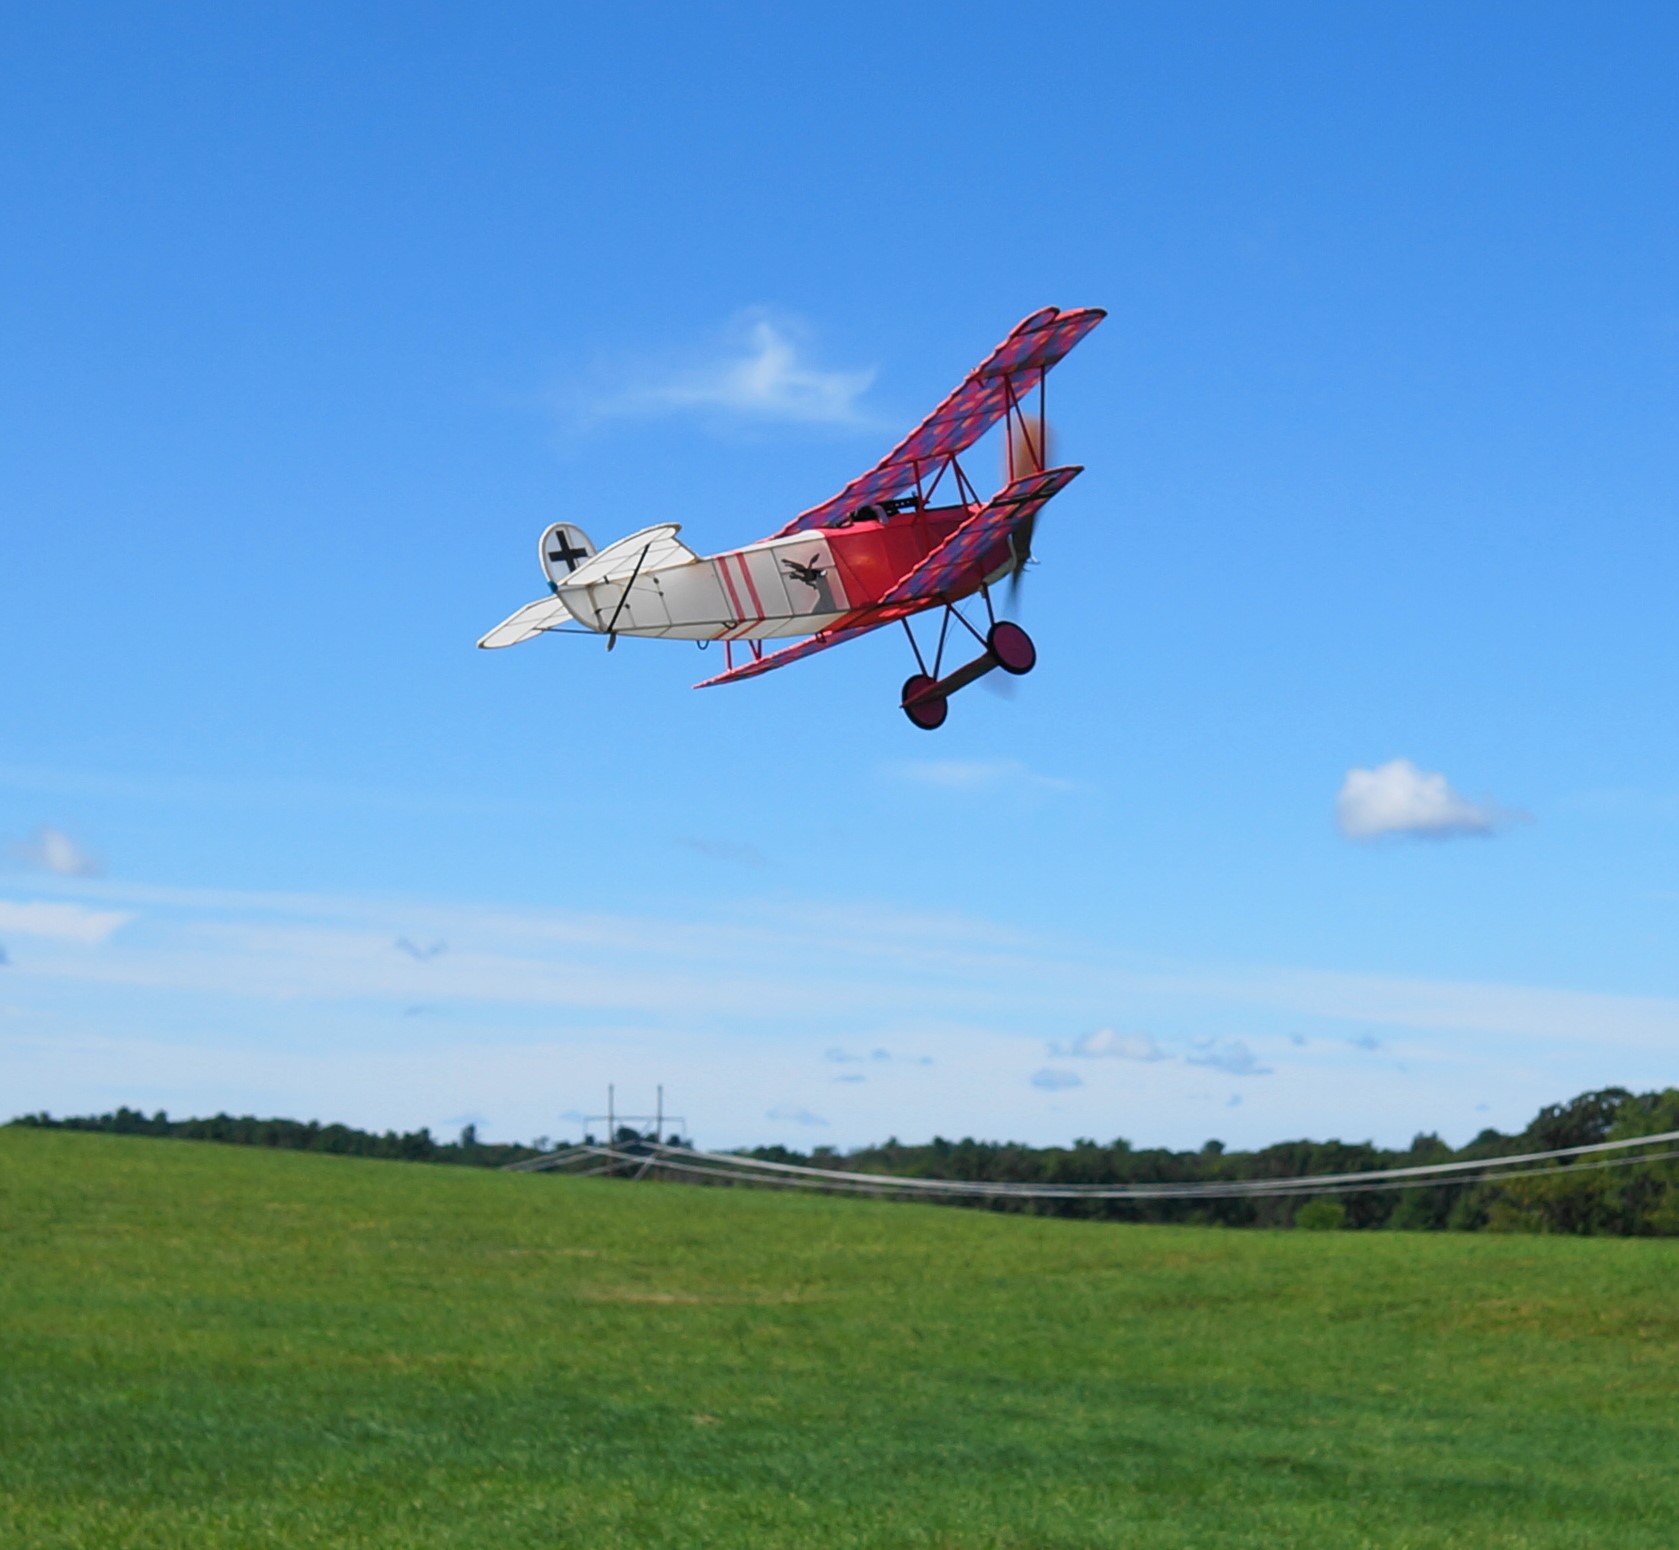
[479,305,1105,728]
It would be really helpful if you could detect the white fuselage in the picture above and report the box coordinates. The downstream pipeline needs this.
[553,525,853,642]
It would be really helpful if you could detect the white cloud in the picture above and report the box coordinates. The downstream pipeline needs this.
[892,759,1078,795]
[1185,1038,1271,1076]
[592,312,875,428]
[1336,759,1520,841]
[1031,1067,1082,1090]
[0,900,131,945]
[1057,1027,1168,1062]
[9,826,102,877]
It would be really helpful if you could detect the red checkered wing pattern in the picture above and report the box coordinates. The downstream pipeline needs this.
[774,306,1105,538]
[693,621,891,689]
[879,465,1082,606]
[699,466,1084,688]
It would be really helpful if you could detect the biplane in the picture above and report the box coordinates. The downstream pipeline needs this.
[479,305,1105,728]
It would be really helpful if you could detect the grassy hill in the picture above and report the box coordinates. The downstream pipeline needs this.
[4,1128,1678,1548]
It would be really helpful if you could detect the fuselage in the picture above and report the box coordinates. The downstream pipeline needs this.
[553,501,1002,643]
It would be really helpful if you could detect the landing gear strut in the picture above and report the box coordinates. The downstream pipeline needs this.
[899,614,1036,730]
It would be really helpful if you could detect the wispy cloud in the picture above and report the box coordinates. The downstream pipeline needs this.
[1054,1027,1168,1062]
[1053,1027,1272,1076]
[10,871,1679,1150]
[586,311,875,428]
[826,1045,932,1066]
[892,759,1079,795]
[1185,1038,1272,1076]
[8,826,102,877]
[1336,759,1522,841]
[766,1104,828,1127]
[0,900,130,945]
[15,876,1679,1060]
[1031,1067,1082,1091]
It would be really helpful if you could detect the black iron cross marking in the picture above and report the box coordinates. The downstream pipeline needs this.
[547,532,588,572]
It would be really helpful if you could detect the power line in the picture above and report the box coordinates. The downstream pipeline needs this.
[506,1128,1679,1202]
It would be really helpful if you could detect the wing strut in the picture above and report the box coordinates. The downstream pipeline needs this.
[603,543,652,650]
[774,305,1104,537]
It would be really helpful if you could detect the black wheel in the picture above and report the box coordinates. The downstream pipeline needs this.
[987,620,1036,675]
[901,674,948,730]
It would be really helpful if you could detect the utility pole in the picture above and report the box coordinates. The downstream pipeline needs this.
[577,1087,687,1175]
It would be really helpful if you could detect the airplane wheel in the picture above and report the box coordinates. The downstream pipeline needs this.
[987,620,1036,675]
[901,674,948,730]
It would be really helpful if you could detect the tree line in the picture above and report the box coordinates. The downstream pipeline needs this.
[747,1084,1679,1235]
[12,1084,1679,1235]
[7,1108,547,1171]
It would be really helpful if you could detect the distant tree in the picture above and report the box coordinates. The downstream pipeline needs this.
[1294,1198,1347,1231]
[1523,1088,1633,1150]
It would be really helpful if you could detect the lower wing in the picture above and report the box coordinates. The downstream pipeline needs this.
[693,621,892,688]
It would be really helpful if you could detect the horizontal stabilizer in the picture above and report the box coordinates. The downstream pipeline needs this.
[477,596,576,649]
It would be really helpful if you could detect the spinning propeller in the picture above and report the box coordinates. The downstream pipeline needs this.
[985,416,1057,700]
[1004,415,1057,608]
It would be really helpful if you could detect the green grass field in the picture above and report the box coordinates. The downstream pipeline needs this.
[4,1129,1678,1548]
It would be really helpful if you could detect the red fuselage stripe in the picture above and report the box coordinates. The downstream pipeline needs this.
[716,553,748,624]
[735,553,768,620]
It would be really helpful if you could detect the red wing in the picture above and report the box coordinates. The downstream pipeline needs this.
[879,466,1082,605]
[693,621,892,689]
[774,306,1105,538]
[698,466,1083,689]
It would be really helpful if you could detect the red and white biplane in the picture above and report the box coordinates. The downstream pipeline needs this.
[479,306,1105,728]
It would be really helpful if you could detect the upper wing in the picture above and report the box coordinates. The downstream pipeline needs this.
[878,465,1082,605]
[775,305,1105,538]
[693,621,890,689]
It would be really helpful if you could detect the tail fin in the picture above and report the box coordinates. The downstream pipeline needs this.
[538,523,597,590]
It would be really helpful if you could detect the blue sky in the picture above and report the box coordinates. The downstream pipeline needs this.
[3,2,1677,1151]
